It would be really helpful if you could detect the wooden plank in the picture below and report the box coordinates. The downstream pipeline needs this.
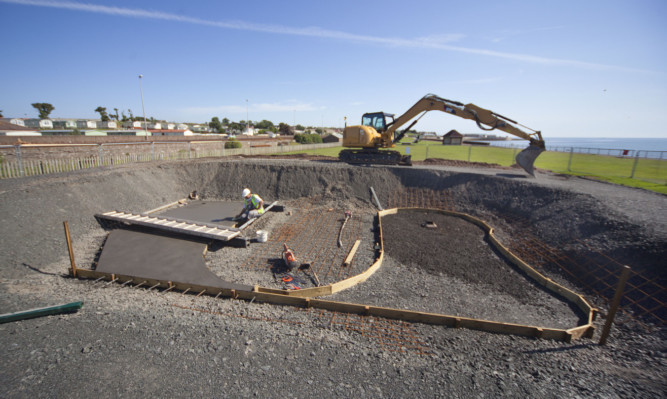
[63,221,77,277]
[343,240,361,266]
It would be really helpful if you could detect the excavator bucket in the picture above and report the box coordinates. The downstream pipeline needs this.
[515,144,545,177]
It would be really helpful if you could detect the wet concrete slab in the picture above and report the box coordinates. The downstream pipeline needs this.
[96,228,253,291]
[159,200,243,227]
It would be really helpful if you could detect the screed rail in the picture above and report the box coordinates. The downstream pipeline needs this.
[96,211,241,241]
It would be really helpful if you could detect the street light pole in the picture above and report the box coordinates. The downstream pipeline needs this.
[246,99,249,132]
[139,74,148,140]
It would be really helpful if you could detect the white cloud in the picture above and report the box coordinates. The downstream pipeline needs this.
[184,101,321,115]
[415,34,465,46]
[2,0,646,72]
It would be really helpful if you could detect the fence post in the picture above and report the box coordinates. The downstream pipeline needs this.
[98,144,104,166]
[15,145,25,177]
[630,152,640,178]
[425,145,429,160]
[151,142,155,161]
[567,148,574,172]
[188,142,191,159]
[467,145,472,162]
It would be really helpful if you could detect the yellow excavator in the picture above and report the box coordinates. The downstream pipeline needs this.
[340,93,546,176]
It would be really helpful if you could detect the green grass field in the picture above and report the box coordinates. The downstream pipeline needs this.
[280,141,667,194]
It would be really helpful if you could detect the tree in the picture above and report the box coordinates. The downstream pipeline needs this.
[228,122,244,133]
[278,123,294,136]
[209,117,222,132]
[113,108,120,121]
[222,117,230,125]
[255,119,275,130]
[31,103,55,119]
[224,138,242,149]
[95,106,109,121]
[295,124,305,131]
[0,110,3,118]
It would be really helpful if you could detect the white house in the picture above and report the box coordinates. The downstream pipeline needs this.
[52,119,77,129]
[76,120,97,129]
[176,123,189,130]
[242,126,256,136]
[24,119,54,129]
[122,121,143,129]
[1,118,26,127]
[98,121,117,129]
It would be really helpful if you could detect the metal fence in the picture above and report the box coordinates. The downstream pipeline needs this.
[0,141,341,179]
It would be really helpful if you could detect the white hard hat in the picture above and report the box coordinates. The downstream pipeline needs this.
[242,188,251,198]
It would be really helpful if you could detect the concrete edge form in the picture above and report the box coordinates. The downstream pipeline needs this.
[71,207,597,342]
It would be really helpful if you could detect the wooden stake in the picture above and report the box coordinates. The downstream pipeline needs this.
[599,266,631,345]
[63,221,77,277]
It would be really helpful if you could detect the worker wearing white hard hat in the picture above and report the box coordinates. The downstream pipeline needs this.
[235,188,264,222]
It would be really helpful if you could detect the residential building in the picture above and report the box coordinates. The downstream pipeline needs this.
[98,121,117,129]
[24,119,54,129]
[1,118,25,127]
[52,119,77,129]
[76,120,97,129]
[442,130,463,145]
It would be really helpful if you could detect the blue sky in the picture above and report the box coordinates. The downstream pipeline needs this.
[1,0,665,138]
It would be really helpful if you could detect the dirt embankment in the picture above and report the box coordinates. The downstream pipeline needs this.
[0,158,665,398]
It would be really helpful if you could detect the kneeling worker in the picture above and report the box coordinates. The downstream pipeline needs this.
[236,188,264,222]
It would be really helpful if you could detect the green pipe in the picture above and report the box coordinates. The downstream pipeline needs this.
[0,301,83,324]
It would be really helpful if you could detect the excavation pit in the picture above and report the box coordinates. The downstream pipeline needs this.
[88,194,596,341]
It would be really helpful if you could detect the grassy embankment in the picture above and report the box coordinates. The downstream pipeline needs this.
[281,141,667,194]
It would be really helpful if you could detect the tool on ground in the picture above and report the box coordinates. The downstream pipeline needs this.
[282,243,299,271]
[282,244,320,287]
[299,263,321,287]
[338,210,352,247]
[0,301,83,324]
[340,93,545,176]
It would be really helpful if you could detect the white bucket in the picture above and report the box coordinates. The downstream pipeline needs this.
[256,230,268,242]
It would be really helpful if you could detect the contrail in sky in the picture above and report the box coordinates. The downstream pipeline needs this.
[1,0,638,72]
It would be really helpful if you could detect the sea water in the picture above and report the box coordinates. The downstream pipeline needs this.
[490,137,667,158]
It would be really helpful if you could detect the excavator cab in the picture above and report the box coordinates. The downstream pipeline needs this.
[361,112,393,132]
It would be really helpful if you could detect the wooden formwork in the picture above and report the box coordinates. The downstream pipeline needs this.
[67,207,597,342]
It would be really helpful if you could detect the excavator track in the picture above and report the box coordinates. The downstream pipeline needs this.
[339,149,412,166]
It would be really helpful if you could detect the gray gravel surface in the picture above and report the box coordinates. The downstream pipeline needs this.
[0,158,665,398]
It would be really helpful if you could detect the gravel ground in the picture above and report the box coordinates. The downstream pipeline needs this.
[0,157,665,398]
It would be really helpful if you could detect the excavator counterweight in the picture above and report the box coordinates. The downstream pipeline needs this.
[340,94,545,176]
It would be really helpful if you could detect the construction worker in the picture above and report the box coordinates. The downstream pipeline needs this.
[235,188,264,221]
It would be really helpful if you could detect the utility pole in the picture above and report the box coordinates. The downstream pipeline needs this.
[139,74,148,140]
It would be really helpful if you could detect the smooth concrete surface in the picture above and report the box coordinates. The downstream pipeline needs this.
[96,229,253,291]
[159,201,243,227]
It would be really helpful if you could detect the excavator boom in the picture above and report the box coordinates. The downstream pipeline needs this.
[341,94,546,176]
